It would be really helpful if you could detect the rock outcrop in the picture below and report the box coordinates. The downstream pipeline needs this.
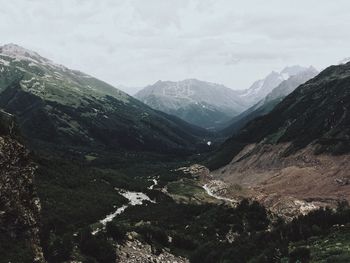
[117,233,189,263]
[176,164,210,180]
[0,110,45,262]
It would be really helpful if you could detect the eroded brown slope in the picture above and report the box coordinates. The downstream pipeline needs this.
[211,142,350,217]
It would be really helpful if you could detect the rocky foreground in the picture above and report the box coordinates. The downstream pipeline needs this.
[0,110,45,262]
[117,233,189,263]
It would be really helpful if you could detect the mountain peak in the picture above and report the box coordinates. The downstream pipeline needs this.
[338,57,350,65]
[135,78,247,129]
[0,43,49,63]
[280,65,310,76]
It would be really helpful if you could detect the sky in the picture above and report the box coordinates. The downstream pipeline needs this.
[1,0,350,94]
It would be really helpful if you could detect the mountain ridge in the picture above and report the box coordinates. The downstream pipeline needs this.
[204,62,350,217]
[0,44,212,156]
[238,65,314,105]
[135,78,248,130]
[221,66,319,136]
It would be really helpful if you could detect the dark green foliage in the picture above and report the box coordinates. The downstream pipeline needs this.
[137,225,169,247]
[172,233,197,250]
[220,98,282,137]
[36,159,128,236]
[236,199,269,232]
[188,204,350,263]
[79,228,116,263]
[0,234,34,263]
[190,242,222,263]
[106,222,126,242]
[114,198,274,261]
[46,234,73,263]
[34,152,194,262]
[289,247,311,263]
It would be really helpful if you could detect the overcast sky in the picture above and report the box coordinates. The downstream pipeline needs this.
[1,0,350,93]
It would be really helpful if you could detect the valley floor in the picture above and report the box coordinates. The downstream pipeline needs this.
[13,146,350,263]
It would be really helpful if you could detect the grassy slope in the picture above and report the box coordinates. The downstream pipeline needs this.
[0,55,212,156]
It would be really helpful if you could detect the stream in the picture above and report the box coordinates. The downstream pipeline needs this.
[92,182,157,234]
[202,183,236,203]
[148,178,158,190]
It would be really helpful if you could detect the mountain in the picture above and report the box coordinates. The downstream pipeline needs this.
[339,57,350,65]
[238,65,312,106]
[206,62,350,215]
[135,79,247,130]
[0,44,211,155]
[221,66,318,136]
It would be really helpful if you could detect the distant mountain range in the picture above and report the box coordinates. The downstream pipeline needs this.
[135,66,316,131]
[0,44,211,155]
[221,66,319,136]
[237,65,315,105]
[135,79,248,130]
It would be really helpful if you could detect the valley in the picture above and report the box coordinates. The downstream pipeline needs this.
[1,43,350,263]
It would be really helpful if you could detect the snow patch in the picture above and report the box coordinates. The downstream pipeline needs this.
[339,57,350,65]
[0,58,10,66]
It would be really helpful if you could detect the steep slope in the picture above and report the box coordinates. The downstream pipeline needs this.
[0,110,44,263]
[238,65,311,106]
[221,66,318,136]
[206,62,350,215]
[0,44,210,155]
[135,79,247,130]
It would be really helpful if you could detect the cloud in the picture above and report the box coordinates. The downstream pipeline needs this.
[1,0,350,91]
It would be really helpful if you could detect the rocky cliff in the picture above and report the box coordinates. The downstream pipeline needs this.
[0,109,44,262]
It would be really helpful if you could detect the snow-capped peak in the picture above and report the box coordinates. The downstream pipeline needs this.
[280,65,309,77]
[0,43,49,63]
[239,65,316,106]
[339,57,350,65]
[0,43,70,72]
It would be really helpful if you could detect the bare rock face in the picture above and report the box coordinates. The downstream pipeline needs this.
[0,110,45,262]
[176,164,210,180]
[117,234,189,263]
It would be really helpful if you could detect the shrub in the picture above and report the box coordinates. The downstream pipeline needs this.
[172,233,197,250]
[106,222,126,242]
[289,247,311,263]
[79,227,116,263]
[137,225,168,246]
[46,233,73,263]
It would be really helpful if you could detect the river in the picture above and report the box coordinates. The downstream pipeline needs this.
[92,183,157,234]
